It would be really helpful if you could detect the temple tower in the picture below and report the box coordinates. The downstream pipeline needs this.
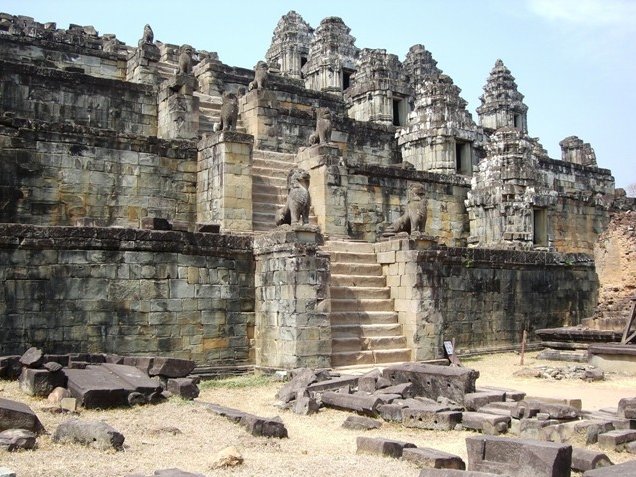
[403,44,442,92]
[559,136,598,167]
[265,11,314,79]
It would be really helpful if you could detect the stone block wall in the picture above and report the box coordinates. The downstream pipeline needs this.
[376,237,598,360]
[253,228,331,369]
[0,224,255,364]
[0,61,156,135]
[0,118,197,227]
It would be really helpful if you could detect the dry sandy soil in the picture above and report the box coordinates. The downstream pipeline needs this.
[1,351,636,477]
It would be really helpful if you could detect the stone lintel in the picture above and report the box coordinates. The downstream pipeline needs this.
[297,144,342,169]
[198,131,254,150]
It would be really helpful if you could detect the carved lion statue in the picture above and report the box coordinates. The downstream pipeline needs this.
[248,61,268,91]
[392,183,428,234]
[308,107,332,145]
[177,44,194,74]
[276,168,311,226]
[219,92,239,131]
[142,24,154,44]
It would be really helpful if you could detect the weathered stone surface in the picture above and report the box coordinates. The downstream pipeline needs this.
[464,391,505,411]
[466,435,572,477]
[539,420,614,446]
[0,429,37,451]
[617,397,636,419]
[148,358,196,378]
[402,447,465,470]
[0,468,16,477]
[63,365,134,409]
[306,376,358,394]
[378,403,406,422]
[382,364,478,404]
[342,415,382,430]
[597,429,636,451]
[210,446,244,469]
[53,418,124,450]
[403,408,462,431]
[375,382,414,398]
[0,357,21,380]
[127,469,207,477]
[356,436,416,458]
[321,391,381,416]
[582,460,636,476]
[166,378,199,400]
[358,369,382,393]
[276,368,317,403]
[418,470,503,477]
[48,387,72,404]
[0,398,45,434]
[43,361,63,372]
[19,347,44,368]
[19,367,67,397]
[513,400,579,420]
[239,415,288,438]
[571,448,612,473]
[461,412,510,435]
[293,396,320,415]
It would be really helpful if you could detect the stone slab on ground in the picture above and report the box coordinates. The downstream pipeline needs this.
[321,391,381,415]
[342,415,382,430]
[526,396,583,411]
[0,356,21,380]
[583,460,636,476]
[461,412,510,435]
[306,375,358,394]
[466,435,572,477]
[516,418,560,439]
[358,369,381,393]
[0,397,45,434]
[356,436,416,458]
[200,403,246,422]
[166,378,199,400]
[19,367,66,397]
[418,470,504,477]
[19,347,44,368]
[239,414,288,438]
[378,403,406,422]
[477,401,518,417]
[0,429,37,451]
[477,386,525,402]
[597,429,636,451]
[402,447,465,469]
[382,363,478,404]
[617,397,636,419]
[402,408,462,431]
[147,358,196,378]
[63,365,135,408]
[102,363,162,395]
[571,448,612,473]
[276,368,317,403]
[52,418,124,450]
[464,391,506,411]
[375,382,414,398]
[539,420,614,446]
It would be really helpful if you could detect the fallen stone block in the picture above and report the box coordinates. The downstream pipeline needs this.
[0,429,37,451]
[382,363,478,405]
[356,436,416,458]
[276,368,317,403]
[617,397,636,419]
[526,396,583,411]
[61,397,78,412]
[19,368,66,397]
[378,403,406,422]
[166,378,199,400]
[321,391,380,415]
[571,448,612,473]
[306,375,358,394]
[597,429,636,451]
[375,382,414,398]
[628,441,636,454]
[582,460,636,476]
[478,386,526,402]
[513,400,579,420]
[539,420,614,446]
[43,354,70,367]
[210,446,244,469]
[464,391,505,411]
[48,387,72,404]
[402,408,462,431]
[517,417,560,439]
[461,412,510,435]
[0,356,21,380]
[64,366,132,408]
[418,470,502,477]
[102,363,163,395]
[201,403,246,422]
[53,418,124,450]
[19,347,44,368]
[402,447,465,470]
[293,396,320,415]
[122,356,154,374]
[466,435,572,477]
[477,402,518,417]
[239,415,288,438]
[148,357,196,378]
[358,369,382,393]
[342,415,382,430]
[374,393,402,404]
[0,398,45,434]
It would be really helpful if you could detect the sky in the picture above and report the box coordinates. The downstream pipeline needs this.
[2,0,635,190]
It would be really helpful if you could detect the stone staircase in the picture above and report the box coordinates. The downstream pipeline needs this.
[324,240,411,367]
[251,150,297,232]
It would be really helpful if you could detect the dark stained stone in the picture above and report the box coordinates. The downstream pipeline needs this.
[19,368,66,397]
[293,396,320,415]
[402,408,462,431]
[239,415,288,438]
[597,429,636,451]
[0,398,45,434]
[571,448,612,473]
[0,429,37,451]
[617,397,636,419]
[582,460,636,476]
[321,391,381,416]
[0,356,21,380]
[53,418,124,450]
[342,415,382,430]
[464,391,505,411]
[166,378,200,400]
[356,436,416,458]
[19,347,44,368]
[461,412,510,435]
[43,361,63,372]
[402,447,465,470]
[63,365,133,409]
[276,368,317,403]
[102,363,162,395]
[148,358,196,378]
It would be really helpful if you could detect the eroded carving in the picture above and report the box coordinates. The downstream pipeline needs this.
[140,24,154,45]
[276,168,311,226]
[308,107,332,145]
[178,45,194,75]
[219,92,238,131]
[248,61,269,91]
[392,183,428,234]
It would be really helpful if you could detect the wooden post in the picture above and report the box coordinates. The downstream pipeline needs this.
[520,330,527,366]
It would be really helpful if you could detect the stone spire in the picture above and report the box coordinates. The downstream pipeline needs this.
[403,44,442,91]
[559,136,597,167]
[413,74,476,131]
[302,16,359,93]
[265,11,314,79]
[477,59,528,134]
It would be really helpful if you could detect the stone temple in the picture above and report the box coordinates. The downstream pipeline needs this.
[0,11,632,370]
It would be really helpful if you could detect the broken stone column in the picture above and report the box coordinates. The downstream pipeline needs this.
[253,227,331,369]
[297,144,348,238]
[197,131,253,232]
[126,42,161,85]
[157,74,200,140]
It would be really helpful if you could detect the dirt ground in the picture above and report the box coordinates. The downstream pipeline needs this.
[1,351,635,477]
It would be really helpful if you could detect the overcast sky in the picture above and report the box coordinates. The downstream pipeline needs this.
[3,0,635,189]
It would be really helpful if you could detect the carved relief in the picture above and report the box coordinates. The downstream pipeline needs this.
[276,168,311,226]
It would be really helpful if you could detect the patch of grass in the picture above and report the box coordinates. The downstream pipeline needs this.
[199,373,273,390]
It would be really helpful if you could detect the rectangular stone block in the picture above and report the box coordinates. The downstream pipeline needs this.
[378,403,407,422]
[402,447,465,470]
[418,471,502,477]
[402,408,462,431]
[597,429,636,451]
[382,363,479,404]
[101,363,162,395]
[582,460,636,476]
[239,415,288,438]
[321,392,381,416]
[148,357,196,378]
[63,365,134,409]
[617,397,636,419]
[571,448,612,473]
[356,436,416,458]
[466,435,572,477]
[461,412,510,435]
[19,368,67,397]
[539,420,614,446]
[464,391,506,411]
[0,398,45,434]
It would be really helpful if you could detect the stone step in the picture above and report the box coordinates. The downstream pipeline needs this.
[252,150,297,163]
[331,349,411,367]
[329,251,378,264]
[253,175,287,187]
[252,157,297,170]
[331,262,383,276]
[331,274,386,287]
[331,323,403,338]
[252,165,293,177]
[330,286,390,300]
[323,241,376,254]
[330,311,400,326]
[330,298,393,312]
[253,192,285,204]
[332,336,408,353]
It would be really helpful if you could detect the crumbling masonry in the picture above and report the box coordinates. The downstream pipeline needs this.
[0,11,630,369]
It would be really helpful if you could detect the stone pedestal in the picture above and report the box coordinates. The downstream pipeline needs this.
[197,131,253,232]
[157,79,200,140]
[194,56,225,97]
[253,227,331,369]
[239,89,280,150]
[297,144,348,239]
[126,43,160,85]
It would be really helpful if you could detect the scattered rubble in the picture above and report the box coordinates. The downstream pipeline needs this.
[209,446,244,469]
[513,364,605,381]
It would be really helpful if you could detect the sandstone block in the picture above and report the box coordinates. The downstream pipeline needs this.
[53,418,124,450]
[358,369,381,393]
[402,409,462,431]
[321,391,380,415]
[418,470,501,477]
[539,420,614,446]
[461,412,510,435]
[239,415,288,438]
[19,368,67,397]
[617,397,636,419]
[356,436,416,458]
[342,415,382,430]
[293,396,320,415]
[402,447,465,470]
[378,403,406,422]
[464,391,505,411]
[597,429,636,451]
[276,368,317,403]
[582,460,636,476]
[375,382,414,398]
[571,448,612,473]
[0,429,37,451]
[0,398,45,434]
[166,378,199,400]
[0,356,21,380]
[19,347,44,368]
